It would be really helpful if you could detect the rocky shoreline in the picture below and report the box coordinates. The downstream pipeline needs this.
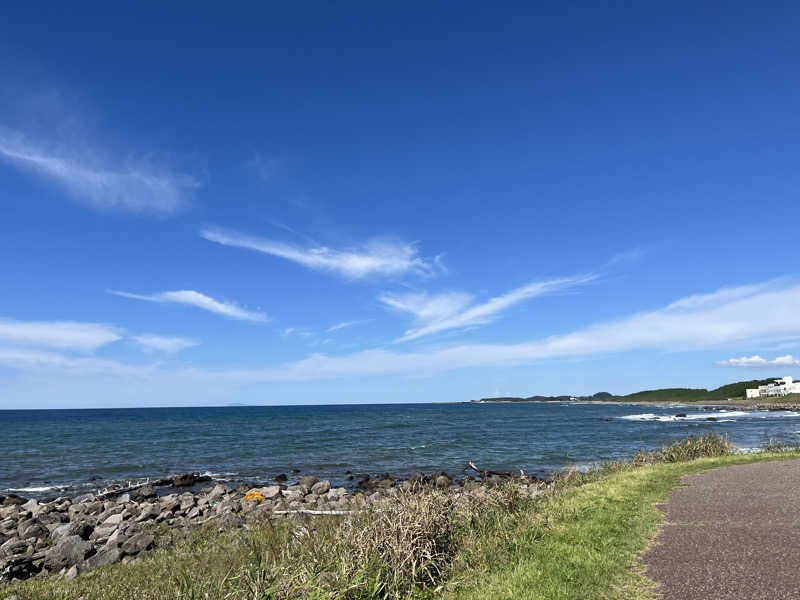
[1,468,547,586]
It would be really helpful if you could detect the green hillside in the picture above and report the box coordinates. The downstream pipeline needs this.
[615,378,780,403]
[477,378,790,404]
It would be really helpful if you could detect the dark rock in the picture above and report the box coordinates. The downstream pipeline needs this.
[604,418,613,422]
[43,535,94,570]
[2,556,41,581]
[17,519,48,541]
[64,522,94,541]
[675,413,688,418]
[133,485,156,501]
[87,546,122,569]
[706,417,718,421]
[1,495,26,506]
[299,475,318,488]
[274,473,287,482]
[172,473,197,487]
[291,468,301,473]
[121,533,155,555]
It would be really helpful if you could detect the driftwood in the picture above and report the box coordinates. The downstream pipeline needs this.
[271,509,353,516]
[464,461,514,480]
[95,479,169,501]
[95,473,211,500]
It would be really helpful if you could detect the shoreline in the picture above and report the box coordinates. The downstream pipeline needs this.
[5,402,799,501]
[0,466,544,585]
[5,435,799,596]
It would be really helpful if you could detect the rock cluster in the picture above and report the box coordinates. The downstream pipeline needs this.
[1,471,545,585]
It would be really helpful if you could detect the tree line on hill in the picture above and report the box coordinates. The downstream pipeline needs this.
[475,378,788,403]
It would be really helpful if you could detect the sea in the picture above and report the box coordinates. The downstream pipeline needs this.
[3,402,800,498]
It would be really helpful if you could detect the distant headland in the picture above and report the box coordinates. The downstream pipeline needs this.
[472,377,800,405]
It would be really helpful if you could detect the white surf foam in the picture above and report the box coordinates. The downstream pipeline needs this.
[620,410,749,422]
[4,485,64,493]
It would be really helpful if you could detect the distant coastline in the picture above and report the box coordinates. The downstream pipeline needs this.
[471,376,800,409]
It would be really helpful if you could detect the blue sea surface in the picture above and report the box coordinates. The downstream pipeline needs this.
[2,403,799,497]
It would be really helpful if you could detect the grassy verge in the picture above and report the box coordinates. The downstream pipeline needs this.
[5,437,800,600]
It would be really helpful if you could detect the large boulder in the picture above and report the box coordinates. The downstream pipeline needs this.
[207,484,230,501]
[172,472,210,488]
[311,480,331,496]
[17,519,48,541]
[52,521,94,541]
[1,495,26,507]
[102,513,125,527]
[87,546,122,569]
[0,537,26,558]
[299,475,318,488]
[43,535,94,571]
[120,533,155,556]
[132,485,156,501]
[172,473,196,487]
[135,504,160,523]
[260,485,281,500]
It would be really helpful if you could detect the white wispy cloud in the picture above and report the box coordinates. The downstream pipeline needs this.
[201,278,800,383]
[0,126,198,215]
[381,274,598,342]
[108,290,267,322]
[0,318,122,351]
[0,347,150,377]
[715,354,800,368]
[326,320,370,332]
[200,228,441,279]
[6,279,800,386]
[132,334,199,353]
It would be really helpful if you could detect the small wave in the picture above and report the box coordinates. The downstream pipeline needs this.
[620,410,748,422]
[202,471,239,479]
[4,485,65,493]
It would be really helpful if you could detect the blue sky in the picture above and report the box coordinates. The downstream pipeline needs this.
[1,2,800,408]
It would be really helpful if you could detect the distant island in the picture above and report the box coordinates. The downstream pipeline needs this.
[473,377,799,404]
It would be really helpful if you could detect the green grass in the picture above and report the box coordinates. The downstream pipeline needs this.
[445,451,800,600]
[5,437,800,600]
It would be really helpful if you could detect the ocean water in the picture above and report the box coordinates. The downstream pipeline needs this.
[2,403,800,498]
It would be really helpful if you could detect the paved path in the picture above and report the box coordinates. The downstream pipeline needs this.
[644,459,800,600]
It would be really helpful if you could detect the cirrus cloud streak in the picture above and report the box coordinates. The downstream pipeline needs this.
[0,126,198,216]
[201,228,441,280]
[108,289,267,322]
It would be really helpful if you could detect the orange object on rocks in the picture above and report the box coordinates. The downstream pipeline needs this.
[244,490,265,502]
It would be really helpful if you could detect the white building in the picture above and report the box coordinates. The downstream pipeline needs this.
[746,376,800,399]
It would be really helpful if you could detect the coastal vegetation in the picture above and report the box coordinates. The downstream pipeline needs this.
[5,435,800,600]
[477,377,784,404]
